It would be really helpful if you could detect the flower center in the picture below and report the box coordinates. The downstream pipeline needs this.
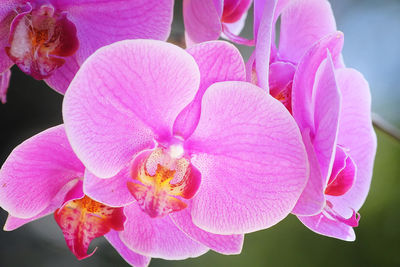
[5,3,79,79]
[127,146,201,218]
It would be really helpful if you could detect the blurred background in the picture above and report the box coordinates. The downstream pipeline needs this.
[1,0,399,266]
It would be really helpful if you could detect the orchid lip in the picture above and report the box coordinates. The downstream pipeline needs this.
[127,146,201,218]
[55,194,125,260]
[323,201,360,227]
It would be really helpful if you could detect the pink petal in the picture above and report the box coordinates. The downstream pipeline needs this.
[120,204,208,260]
[328,68,376,217]
[105,231,151,267]
[312,56,341,185]
[170,201,244,255]
[221,0,252,24]
[298,212,355,241]
[0,1,15,72]
[185,81,308,234]
[183,0,222,44]
[325,146,356,196]
[55,0,174,65]
[0,125,85,218]
[0,68,11,103]
[254,0,277,91]
[279,0,337,63]
[174,41,246,139]
[84,166,135,208]
[268,61,296,96]
[3,180,84,231]
[63,40,200,178]
[292,32,344,134]
[292,129,325,216]
[44,55,80,94]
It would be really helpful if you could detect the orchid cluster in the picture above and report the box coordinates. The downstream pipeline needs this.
[0,0,376,266]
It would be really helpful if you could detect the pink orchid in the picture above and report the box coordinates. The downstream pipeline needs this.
[0,0,173,103]
[250,0,377,240]
[0,125,150,266]
[183,0,253,46]
[62,39,309,257]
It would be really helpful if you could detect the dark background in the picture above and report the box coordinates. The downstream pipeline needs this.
[1,0,399,266]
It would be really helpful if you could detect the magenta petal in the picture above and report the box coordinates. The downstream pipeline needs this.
[105,231,150,267]
[45,55,80,94]
[4,180,83,231]
[292,129,325,216]
[174,41,245,139]
[298,212,355,241]
[183,0,222,44]
[292,32,344,133]
[63,40,200,178]
[0,2,15,73]
[269,61,295,96]
[84,167,135,207]
[329,68,376,216]
[57,0,174,65]
[312,56,341,184]
[0,125,84,218]
[170,201,243,254]
[279,0,337,63]
[254,0,277,91]
[325,146,356,196]
[186,81,308,234]
[0,68,11,103]
[120,205,208,260]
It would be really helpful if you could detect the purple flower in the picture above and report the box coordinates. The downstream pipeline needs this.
[183,0,253,46]
[250,0,377,240]
[0,0,173,101]
[62,39,308,257]
[0,125,150,266]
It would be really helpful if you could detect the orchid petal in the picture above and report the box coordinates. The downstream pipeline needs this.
[0,68,11,103]
[84,166,135,208]
[254,0,277,91]
[0,1,15,72]
[44,55,80,94]
[292,32,344,133]
[120,204,208,260]
[3,180,84,231]
[325,146,356,196]
[298,212,355,241]
[105,231,151,267]
[174,41,245,139]
[312,55,341,185]
[170,201,244,255]
[54,0,174,65]
[63,40,200,178]
[292,129,325,216]
[279,0,337,63]
[186,81,308,234]
[183,0,222,44]
[0,125,84,218]
[328,68,376,217]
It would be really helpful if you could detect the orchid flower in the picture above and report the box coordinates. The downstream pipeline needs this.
[0,125,150,267]
[183,0,253,46]
[62,39,309,257]
[249,0,377,240]
[0,0,173,103]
